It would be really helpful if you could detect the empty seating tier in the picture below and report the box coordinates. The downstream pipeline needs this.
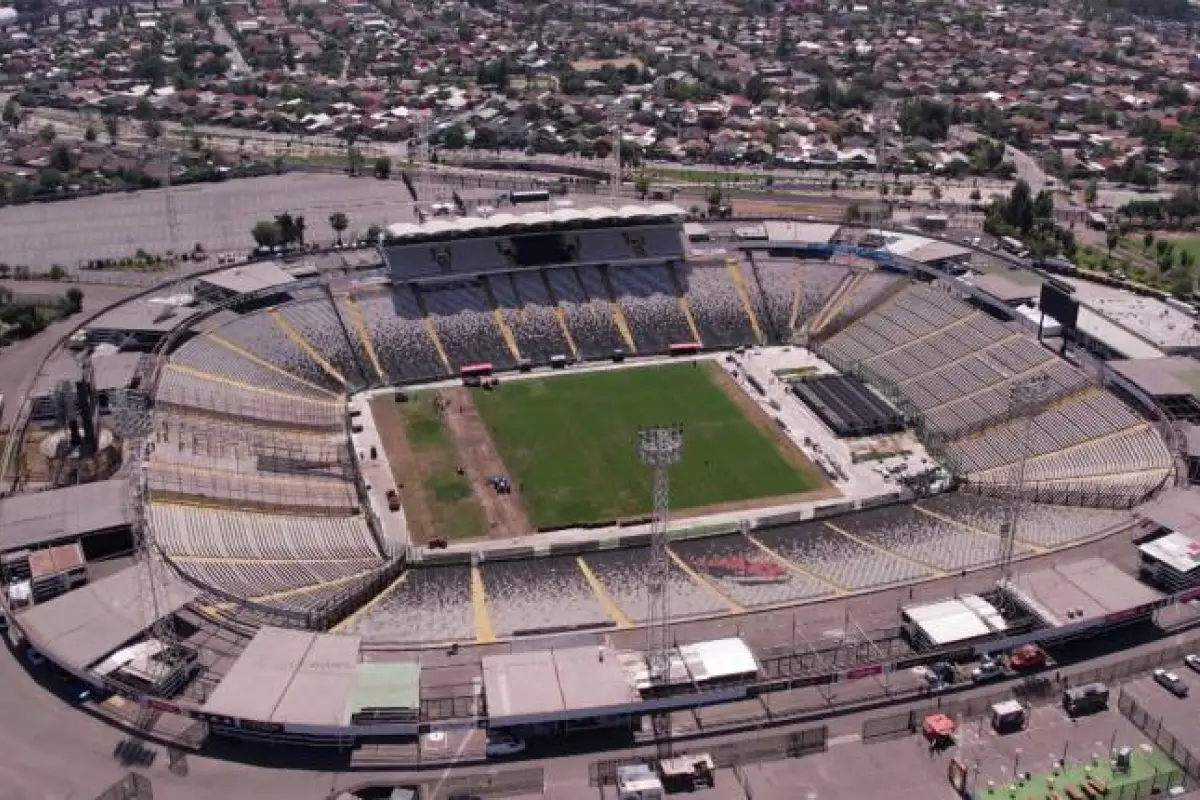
[680,265,757,347]
[488,272,572,361]
[420,282,515,369]
[609,265,693,351]
[355,287,450,383]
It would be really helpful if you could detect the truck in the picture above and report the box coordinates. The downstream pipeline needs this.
[1007,644,1049,672]
[616,764,663,800]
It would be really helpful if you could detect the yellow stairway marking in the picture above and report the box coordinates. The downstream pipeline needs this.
[165,363,339,405]
[201,566,380,614]
[552,306,580,358]
[598,266,638,353]
[745,533,849,595]
[423,317,454,374]
[823,521,947,578]
[268,309,347,387]
[332,571,408,634]
[864,313,981,364]
[809,273,863,335]
[968,423,1153,477]
[493,308,523,362]
[665,546,745,613]
[725,259,765,343]
[787,266,806,331]
[913,503,1047,555]
[342,295,386,382]
[896,333,1022,386]
[678,297,704,345]
[576,557,633,629]
[471,564,497,644]
[208,334,339,398]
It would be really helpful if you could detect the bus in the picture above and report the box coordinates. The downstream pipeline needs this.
[509,190,551,205]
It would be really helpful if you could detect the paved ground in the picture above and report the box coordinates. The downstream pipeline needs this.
[1123,666,1200,758]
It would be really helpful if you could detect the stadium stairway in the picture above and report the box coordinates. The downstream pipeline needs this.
[594,265,639,353]
[823,521,949,578]
[206,334,340,398]
[895,333,1023,387]
[806,272,865,338]
[413,291,455,373]
[268,308,348,388]
[470,564,497,644]
[479,277,524,362]
[863,312,984,366]
[574,557,633,629]
[667,263,705,345]
[723,258,765,344]
[538,269,581,358]
[339,294,387,383]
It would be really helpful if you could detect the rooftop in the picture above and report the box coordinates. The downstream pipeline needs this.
[87,294,197,335]
[0,479,129,552]
[343,662,421,724]
[1007,557,1163,627]
[385,203,687,241]
[195,262,298,297]
[1139,532,1200,576]
[1137,487,1200,540]
[1064,278,1200,353]
[1109,356,1200,398]
[482,644,639,726]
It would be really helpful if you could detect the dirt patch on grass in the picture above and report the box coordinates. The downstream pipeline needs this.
[706,363,839,502]
[732,199,847,220]
[438,387,533,538]
[370,392,487,544]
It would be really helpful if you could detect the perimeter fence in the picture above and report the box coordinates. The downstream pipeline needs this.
[1118,689,1200,783]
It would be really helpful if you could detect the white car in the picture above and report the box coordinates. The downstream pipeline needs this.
[485,731,527,758]
[1185,655,1200,675]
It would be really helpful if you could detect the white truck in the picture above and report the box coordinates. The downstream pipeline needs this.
[616,764,663,800]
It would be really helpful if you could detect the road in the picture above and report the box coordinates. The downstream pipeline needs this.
[208,16,251,78]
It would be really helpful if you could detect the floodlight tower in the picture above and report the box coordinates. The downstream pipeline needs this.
[637,426,684,683]
[997,373,1050,592]
[606,104,624,201]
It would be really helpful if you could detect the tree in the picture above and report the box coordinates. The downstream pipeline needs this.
[48,265,65,280]
[930,185,943,202]
[899,98,952,141]
[294,215,306,247]
[104,114,119,145]
[2,100,18,129]
[143,118,163,141]
[744,74,768,105]
[1168,263,1194,298]
[346,147,364,177]
[1106,229,1120,253]
[442,124,467,150]
[329,211,349,245]
[274,213,297,248]
[84,125,98,143]
[969,188,982,201]
[49,144,73,173]
[1143,231,1155,250]
[37,123,56,143]
[843,203,862,223]
[706,184,723,214]
[374,156,391,180]
[252,220,282,249]
[1084,179,1098,206]
[634,172,650,200]
[366,224,383,242]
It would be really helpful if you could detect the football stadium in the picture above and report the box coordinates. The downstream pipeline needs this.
[1,193,1197,782]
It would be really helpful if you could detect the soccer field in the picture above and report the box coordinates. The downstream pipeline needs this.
[472,362,828,529]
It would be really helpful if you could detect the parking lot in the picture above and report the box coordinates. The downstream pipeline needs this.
[1122,658,1200,763]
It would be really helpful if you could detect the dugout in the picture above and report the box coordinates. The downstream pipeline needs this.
[791,375,904,438]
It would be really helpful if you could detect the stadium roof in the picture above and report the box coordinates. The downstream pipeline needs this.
[385,203,686,241]
[1007,557,1162,627]
[762,221,840,245]
[203,627,361,728]
[970,273,1041,304]
[195,262,297,296]
[1075,306,1165,359]
[903,240,972,264]
[1064,278,1200,353]
[0,479,129,552]
[1109,356,1200,398]
[18,564,201,669]
[87,295,197,335]
[482,644,639,727]
[343,662,420,724]
[902,595,1007,646]
[1139,532,1200,576]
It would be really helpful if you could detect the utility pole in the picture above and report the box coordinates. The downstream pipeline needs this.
[998,374,1050,596]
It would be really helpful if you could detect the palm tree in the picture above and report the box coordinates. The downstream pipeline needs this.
[329,212,349,245]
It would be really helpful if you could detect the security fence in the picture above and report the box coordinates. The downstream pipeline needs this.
[421,767,545,800]
[1118,689,1200,783]
[92,773,153,800]
[588,725,827,787]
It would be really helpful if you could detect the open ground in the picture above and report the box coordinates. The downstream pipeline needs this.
[470,362,830,529]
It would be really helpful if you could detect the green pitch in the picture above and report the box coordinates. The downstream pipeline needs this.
[472,362,824,528]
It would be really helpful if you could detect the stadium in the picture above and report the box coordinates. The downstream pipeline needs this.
[0,193,1193,778]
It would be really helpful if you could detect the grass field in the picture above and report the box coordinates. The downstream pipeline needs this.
[370,392,486,542]
[978,746,1181,800]
[472,362,826,529]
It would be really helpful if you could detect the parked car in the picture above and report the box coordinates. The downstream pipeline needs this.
[972,656,1005,683]
[1154,668,1189,698]
[386,490,400,511]
[1185,655,1200,675]
[485,731,527,758]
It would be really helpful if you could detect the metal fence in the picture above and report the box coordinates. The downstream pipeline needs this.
[588,725,827,787]
[421,767,545,800]
[92,773,153,800]
[1119,689,1200,783]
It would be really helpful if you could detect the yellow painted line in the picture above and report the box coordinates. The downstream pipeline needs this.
[895,333,1022,386]
[823,521,947,578]
[551,305,580,358]
[913,503,1047,556]
[471,565,497,644]
[598,267,638,353]
[493,308,523,362]
[745,533,848,595]
[725,258,765,344]
[342,296,387,383]
[575,557,633,629]
[864,313,980,364]
[199,566,379,614]
[268,308,347,386]
[422,317,454,374]
[166,363,339,405]
[332,572,408,634]
[665,546,745,614]
[678,297,704,345]
[787,265,806,331]
[809,272,863,335]
[208,333,340,398]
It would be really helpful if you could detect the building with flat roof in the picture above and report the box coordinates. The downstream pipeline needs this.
[901,595,1009,649]
[85,293,196,348]
[0,479,129,553]
[1138,532,1200,592]
[192,262,297,304]
[1110,357,1200,423]
[1005,557,1163,628]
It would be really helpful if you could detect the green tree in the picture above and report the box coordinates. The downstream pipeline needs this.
[706,184,723,214]
[1106,229,1120,253]
[104,114,119,145]
[143,118,163,141]
[84,125,98,143]
[37,123,56,143]
[329,211,349,245]
[252,220,282,249]
[634,172,650,199]
[373,156,391,180]
[366,223,383,242]
[843,203,862,223]
[1168,263,1194,298]
[346,147,364,177]
[49,144,73,173]
[1084,179,1098,206]
[442,124,467,150]
[2,100,18,129]
[48,264,65,280]
[1143,232,1155,249]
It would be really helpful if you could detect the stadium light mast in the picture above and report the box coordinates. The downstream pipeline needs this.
[997,374,1050,593]
[637,426,684,686]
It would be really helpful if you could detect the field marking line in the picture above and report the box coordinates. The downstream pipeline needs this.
[895,332,1022,386]
[206,333,341,398]
[267,308,348,386]
[340,295,387,382]
[575,557,633,629]
[744,533,849,595]
[166,362,340,404]
[470,564,498,644]
[822,521,948,578]
[330,571,409,634]
[665,546,746,614]
[912,503,1048,556]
